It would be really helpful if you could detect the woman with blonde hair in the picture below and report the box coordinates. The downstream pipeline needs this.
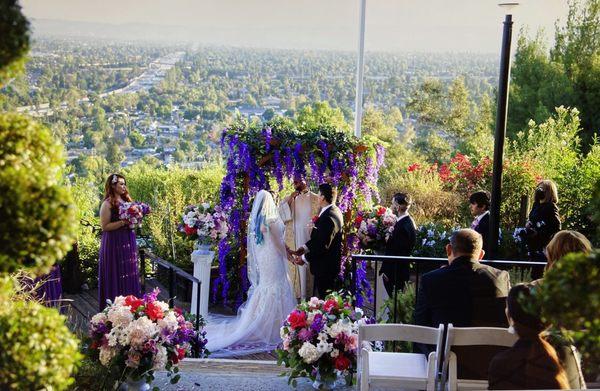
[520,180,561,278]
[545,230,592,270]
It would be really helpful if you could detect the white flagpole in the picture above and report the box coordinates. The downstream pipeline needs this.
[354,0,367,138]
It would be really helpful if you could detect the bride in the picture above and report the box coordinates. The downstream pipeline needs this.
[205,190,297,356]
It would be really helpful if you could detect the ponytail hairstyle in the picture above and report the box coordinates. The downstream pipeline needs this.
[104,173,132,209]
[507,284,569,389]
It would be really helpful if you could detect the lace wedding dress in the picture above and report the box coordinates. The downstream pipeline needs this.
[205,190,296,357]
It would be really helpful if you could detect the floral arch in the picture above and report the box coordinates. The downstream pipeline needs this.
[214,118,385,307]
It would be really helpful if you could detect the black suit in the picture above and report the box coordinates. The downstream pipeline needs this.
[472,212,490,256]
[305,205,343,297]
[414,256,510,379]
[380,214,416,295]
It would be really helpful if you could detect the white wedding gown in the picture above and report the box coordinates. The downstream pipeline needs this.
[205,190,296,357]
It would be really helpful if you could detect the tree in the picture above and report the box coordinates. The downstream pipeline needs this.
[105,141,125,170]
[296,101,350,132]
[129,130,145,149]
[0,0,30,88]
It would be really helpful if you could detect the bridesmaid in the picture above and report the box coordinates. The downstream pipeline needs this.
[98,173,141,310]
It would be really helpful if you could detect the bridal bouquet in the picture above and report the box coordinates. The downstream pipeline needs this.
[179,202,229,247]
[277,292,375,387]
[354,205,397,251]
[89,288,208,388]
[119,201,151,228]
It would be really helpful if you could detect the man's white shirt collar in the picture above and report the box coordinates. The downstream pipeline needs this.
[397,211,409,222]
[319,204,333,217]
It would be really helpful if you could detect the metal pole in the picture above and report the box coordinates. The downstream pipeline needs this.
[168,266,175,308]
[489,13,514,257]
[354,0,367,138]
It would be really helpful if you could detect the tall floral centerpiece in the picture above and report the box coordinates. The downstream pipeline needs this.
[179,202,229,250]
[354,205,397,252]
[88,289,208,389]
[277,292,375,389]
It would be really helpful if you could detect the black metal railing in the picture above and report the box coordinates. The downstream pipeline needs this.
[139,249,204,357]
[350,254,546,322]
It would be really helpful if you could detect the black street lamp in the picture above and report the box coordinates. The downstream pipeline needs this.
[489,2,519,258]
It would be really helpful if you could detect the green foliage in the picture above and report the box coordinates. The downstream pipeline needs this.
[0,279,82,390]
[378,283,416,352]
[296,101,351,132]
[0,113,77,275]
[532,250,600,376]
[124,162,224,269]
[0,0,30,87]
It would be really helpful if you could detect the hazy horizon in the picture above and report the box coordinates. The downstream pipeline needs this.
[22,0,568,53]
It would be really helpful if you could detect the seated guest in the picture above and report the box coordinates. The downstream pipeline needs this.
[544,229,592,272]
[488,284,569,390]
[380,192,416,296]
[535,230,591,389]
[414,228,510,379]
[469,191,491,255]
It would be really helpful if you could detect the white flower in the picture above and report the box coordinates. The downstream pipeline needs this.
[153,345,168,370]
[355,307,364,316]
[91,312,108,325]
[317,332,329,342]
[330,348,340,358]
[308,297,322,308]
[99,346,117,366]
[298,342,321,364]
[316,339,333,354]
[280,326,288,340]
[155,301,170,312]
[201,202,210,210]
[126,316,159,348]
[107,305,134,328]
[328,320,352,338]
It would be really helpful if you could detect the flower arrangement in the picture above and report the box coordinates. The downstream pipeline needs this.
[354,205,397,251]
[179,202,229,247]
[88,289,208,388]
[277,292,375,387]
[118,201,151,229]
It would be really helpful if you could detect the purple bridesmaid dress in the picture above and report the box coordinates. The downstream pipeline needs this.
[34,264,63,308]
[98,202,141,310]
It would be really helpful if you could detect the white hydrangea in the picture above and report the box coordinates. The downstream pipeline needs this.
[157,312,178,333]
[298,342,321,364]
[112,296,126,307]
[153,345,168,370]
[155,301,170,312]
[107,304,134,328]
[91,312,107,325]
[99,346,117,366]
[126,316,159,348]
[328,320,352,338]
[316,339,333,354]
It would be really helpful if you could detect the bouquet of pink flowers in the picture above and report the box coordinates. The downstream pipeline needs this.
[118,201,151,229]
[277,292,375,387]
[179,202,229,247]
[354,205,397,250]
[89,288,208,388]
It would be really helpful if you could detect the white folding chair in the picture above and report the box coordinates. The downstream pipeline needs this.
[442,324,518,391]
[358,323,444,391]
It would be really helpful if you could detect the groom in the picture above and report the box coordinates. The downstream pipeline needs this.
[291,183,343,298]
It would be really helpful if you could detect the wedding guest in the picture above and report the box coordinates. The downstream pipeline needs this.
[469,191,490,255]
[520,180,561,279]
[545,229,592,272]
[488,284,569,390]
[380,192,416,296]
[98,173,141,310]
[414,229,510,379]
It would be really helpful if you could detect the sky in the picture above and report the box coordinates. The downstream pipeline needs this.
[21,0,569,52]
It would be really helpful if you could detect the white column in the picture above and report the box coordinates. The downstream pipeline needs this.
[354,0,367,138]
[191,246,214,318]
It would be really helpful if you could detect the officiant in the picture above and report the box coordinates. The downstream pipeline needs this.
[278,176,320,301]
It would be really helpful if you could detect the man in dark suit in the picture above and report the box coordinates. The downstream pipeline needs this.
[292,183,343,297]
[414,228,510,379]
[380,192,416,296]
[469,191,490,256]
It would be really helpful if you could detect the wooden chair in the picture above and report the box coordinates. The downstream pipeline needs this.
[442,324,518,391]
[358,323,444,391]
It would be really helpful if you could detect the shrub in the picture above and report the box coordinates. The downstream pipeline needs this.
[0,0,30,87]
[0,278,81,390]
[532,250,600,378]
[0,114,77,275]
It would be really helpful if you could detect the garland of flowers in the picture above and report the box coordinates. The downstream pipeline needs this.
[213,118,385,307]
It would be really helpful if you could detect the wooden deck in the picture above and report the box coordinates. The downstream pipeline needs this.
[62,279,277,361]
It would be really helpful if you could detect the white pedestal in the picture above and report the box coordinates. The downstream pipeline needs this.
[191,247,214,319]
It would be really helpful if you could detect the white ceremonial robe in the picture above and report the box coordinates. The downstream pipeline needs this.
[278,191,320,301]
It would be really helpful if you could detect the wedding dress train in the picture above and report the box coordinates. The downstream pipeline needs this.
[205,190,296,357]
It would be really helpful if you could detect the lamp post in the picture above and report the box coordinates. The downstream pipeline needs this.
[354,0,367,138]
[489,2,519,257]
